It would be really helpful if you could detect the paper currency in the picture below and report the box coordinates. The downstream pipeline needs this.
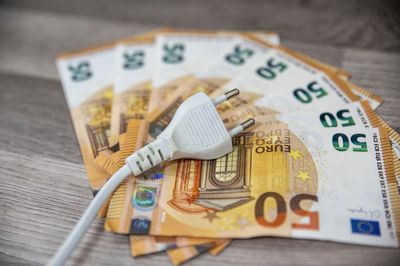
[223,101,400,214]
[221,100,375,129]
[147,34,272,138]
[101,119,224,256]
[167,240,230,266]
[213,47,360,113]
[220,100,400,249]
[146,34,382,140]
[224,100,399,196]
[109,29,175,146]
[109,37,155,146]
[243,33,383,109]
[150,32,239,111]
[130,236,215,257]
[149,33,380,133]
[57,42,116,192]
[135,116,400,247]
[167,243,215,266]
[149,31,280,112]
[56,32,158,192]
[56,28,400,265]
[148,41,359,137]
[102,119,148,232]
[208,240,231,256]
[347,82,384,109]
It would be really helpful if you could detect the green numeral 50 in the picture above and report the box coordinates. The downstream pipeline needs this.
[293,81,328,104]
[332,133,367,152]
[320,109,355,127]
[225,45,254,65]
[163,44,184,64]
[256,58,287,80]
[123,51,145,70]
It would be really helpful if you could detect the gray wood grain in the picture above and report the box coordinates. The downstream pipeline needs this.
[342,49,400,130]
[0,0,400,265]
[0,7,157,80]
[2,0,400,52]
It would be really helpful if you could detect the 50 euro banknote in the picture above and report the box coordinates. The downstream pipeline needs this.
[56,31,163,192]
[133,115,400,247]
[146,34,381,139]
[94,119,228,256]
[109,33,161,147]
[57,42,116,192]
[223,100,400,192]
[167,240,231,266]
[241,33,383,109]
[130,235,216,257]
[149,31,280,112]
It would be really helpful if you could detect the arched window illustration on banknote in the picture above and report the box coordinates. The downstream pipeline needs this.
[164,120,320,233]
[81,86,112,157]
[168,132,254,212]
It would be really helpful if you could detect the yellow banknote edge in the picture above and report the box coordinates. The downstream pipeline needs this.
[166,239,231,265]
[167,242,216,266]
[348,82,384,109]
[130,236,216,257]
[373,117,400,197]
[377,127,400,242]
[208,240,232,256]
[357,103,400,192]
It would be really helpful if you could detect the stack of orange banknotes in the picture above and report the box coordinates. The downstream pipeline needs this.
[56,29,400,265]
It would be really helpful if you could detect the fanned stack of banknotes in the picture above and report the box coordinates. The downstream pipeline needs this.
[56,29,400,265]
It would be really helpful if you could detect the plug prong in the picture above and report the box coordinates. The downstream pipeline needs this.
[228,118,255,137]
[212,88,240,106]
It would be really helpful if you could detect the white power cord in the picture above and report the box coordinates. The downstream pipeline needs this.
[48,89,254,266]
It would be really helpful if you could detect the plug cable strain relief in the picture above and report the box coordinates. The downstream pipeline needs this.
[125,138,172,176]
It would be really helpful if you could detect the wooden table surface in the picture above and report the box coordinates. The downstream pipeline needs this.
[1,1,399,265]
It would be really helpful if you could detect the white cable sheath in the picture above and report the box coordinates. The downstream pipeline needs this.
[48,165,132,266]
[48,90,254,265]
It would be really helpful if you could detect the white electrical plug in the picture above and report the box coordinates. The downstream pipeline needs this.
[48,89,254,266]
[126,89,253,175]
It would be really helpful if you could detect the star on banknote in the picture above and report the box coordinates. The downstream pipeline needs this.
[289,149,302,160]
[297,170,311,183]
[203,210,220,223]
